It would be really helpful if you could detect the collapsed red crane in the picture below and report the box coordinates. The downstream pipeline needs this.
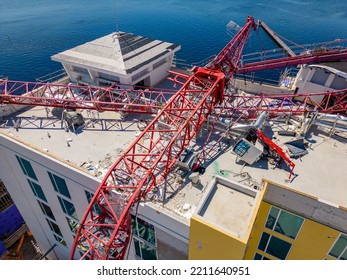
[67,16,256,260]
[1,16,347,260]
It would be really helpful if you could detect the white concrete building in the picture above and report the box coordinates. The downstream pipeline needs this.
[51,32,180,88]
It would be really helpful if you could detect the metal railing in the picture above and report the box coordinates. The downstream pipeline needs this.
[36,68,68,83]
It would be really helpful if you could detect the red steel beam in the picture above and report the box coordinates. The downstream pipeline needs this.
[237,48,347,74]
[0,79,174,114]
[218,89,347,117]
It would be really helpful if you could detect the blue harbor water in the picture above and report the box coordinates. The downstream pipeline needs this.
[1,0,347,82]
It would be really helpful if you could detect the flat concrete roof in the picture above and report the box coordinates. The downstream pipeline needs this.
[161,119,347,221]
[0,106,150,180]
[52,32,180,75]
[194,176,260,239]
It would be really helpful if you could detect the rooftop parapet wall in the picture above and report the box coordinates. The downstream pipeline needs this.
[264,180,347,234]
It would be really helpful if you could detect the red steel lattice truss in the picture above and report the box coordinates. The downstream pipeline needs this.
[69,16,255,260]
[0,80,172,114]
[71,68,225,259]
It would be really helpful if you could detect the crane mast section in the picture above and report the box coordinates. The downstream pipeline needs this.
[70,68,225,260]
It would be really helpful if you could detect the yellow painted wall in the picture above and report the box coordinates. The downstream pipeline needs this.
[188,216,247,260]
[244,201,272,259]
[244,201,342,260]
[286,217,340,259]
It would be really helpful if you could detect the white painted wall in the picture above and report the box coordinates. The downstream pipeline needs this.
[148,56,173,87]
[0,134,100,259]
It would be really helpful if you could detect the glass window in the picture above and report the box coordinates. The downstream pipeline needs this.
[265,206,304,239]
[132,215,156,246]
[28,179,47,202]
[16,155,38,181]
[58,196,78,220]
[48,172,71,198]
[266,235,292,260]
[66,217,79,234]
[54,234,67,247]
[258,232,270,251]
[329,234,347,259]
[233,139,250,157]
[258,232,292,260]
[254,253,270,260]
[37,200,55,220]
[137,217,156,246]
[131,215,138,236]
[134,239,157,260]
[131,215,158,259]
[85,190,101,214]
[46,218,63,236]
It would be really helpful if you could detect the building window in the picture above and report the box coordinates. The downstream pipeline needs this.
[134,239,157,260]
[54,234,67,247]
[265,206,304,239]
[37,200,55,220]
[58,196,78,220]
[131,215,156,246]
[16,155,38,181]
[258,232,292,260]
[85,190,102,214]
[48,172,71,198]
[131,215,157,260]
[28,179,47,202]
[254,253,270,260]
[46,218,63,236]
[328,234,347,260]
[66,217,79,234]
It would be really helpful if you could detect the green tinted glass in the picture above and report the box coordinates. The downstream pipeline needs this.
[329,234,347,258]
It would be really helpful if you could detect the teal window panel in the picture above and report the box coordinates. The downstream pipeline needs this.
[48,172,71,198]
[28,179,47,202]
[16,155,38,181]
